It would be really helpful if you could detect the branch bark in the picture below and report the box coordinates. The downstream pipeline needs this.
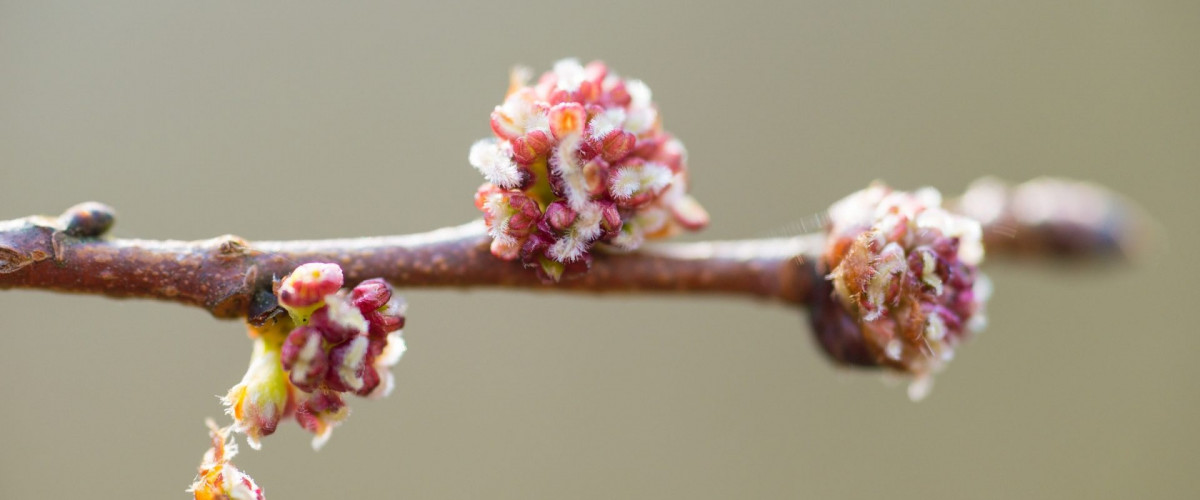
[0,178,1142,322]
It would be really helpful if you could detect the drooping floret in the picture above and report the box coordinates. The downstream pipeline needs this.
[223,264,407,450]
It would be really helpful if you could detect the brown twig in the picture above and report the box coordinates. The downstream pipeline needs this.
[0,178,1141,322]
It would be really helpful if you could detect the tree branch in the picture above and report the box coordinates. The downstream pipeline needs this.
[0,178,1142,322]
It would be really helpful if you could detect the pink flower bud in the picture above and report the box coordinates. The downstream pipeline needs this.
[606,80,631,106]
[548,103,586,139]
[365,332,407,399]
[489,236,522,261]
[598,201,622,239]
[584,60,608,83]
[506,193,542,233]
[308,292,367,344]
[280,326,328,393]
[600,130,636,163]
[577,79,600,102]
[303,389,344,413]
[326,336,372,392]
[547,88,576,105]
[669,194,710,231]
[490,109,524,141]
[476,185,545,261]
[350,278,392,313]
[277,263,343,311]
[294,390,347,450]
[544,201,577,232]
[354,364,382,397]
[582,158,610,196]
[651,137,687,172]
[511,130,552,165]
[365,295,406,336]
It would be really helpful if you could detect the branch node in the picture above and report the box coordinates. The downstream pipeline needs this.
[217,235,253,259]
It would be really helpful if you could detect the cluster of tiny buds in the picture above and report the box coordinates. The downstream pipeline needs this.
[188,419,264,500]
[471,58,709,282]
[222,263,406,450]
[810,182,991,400]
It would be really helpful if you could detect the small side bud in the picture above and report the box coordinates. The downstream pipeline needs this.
[58,201,116,238]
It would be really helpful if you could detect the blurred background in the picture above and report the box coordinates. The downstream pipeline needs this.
[1,1,1196,498]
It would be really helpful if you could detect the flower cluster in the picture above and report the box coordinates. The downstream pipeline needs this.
[189,420,264,500]
[222,263,407,450]
[470,58,709,281]
[809,183,991,400]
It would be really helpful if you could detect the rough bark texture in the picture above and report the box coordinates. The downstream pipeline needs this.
[0,212,820,322]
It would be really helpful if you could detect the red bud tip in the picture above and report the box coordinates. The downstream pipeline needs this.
[277,263,343,310]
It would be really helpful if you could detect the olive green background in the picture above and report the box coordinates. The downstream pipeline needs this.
[1,1,1195,498]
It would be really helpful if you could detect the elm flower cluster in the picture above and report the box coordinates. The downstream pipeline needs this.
[222,263,407,450]
[809,183,991,400]
[188,420,265,500]
[470,58,709,281]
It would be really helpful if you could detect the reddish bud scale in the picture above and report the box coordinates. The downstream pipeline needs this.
[469,59,710,281]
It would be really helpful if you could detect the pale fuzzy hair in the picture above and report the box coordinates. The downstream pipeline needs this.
[587,108,626,141]
[550,134,591,210]
[469,139,522,189]
[548,203,604,262]
[553,58,586,92]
